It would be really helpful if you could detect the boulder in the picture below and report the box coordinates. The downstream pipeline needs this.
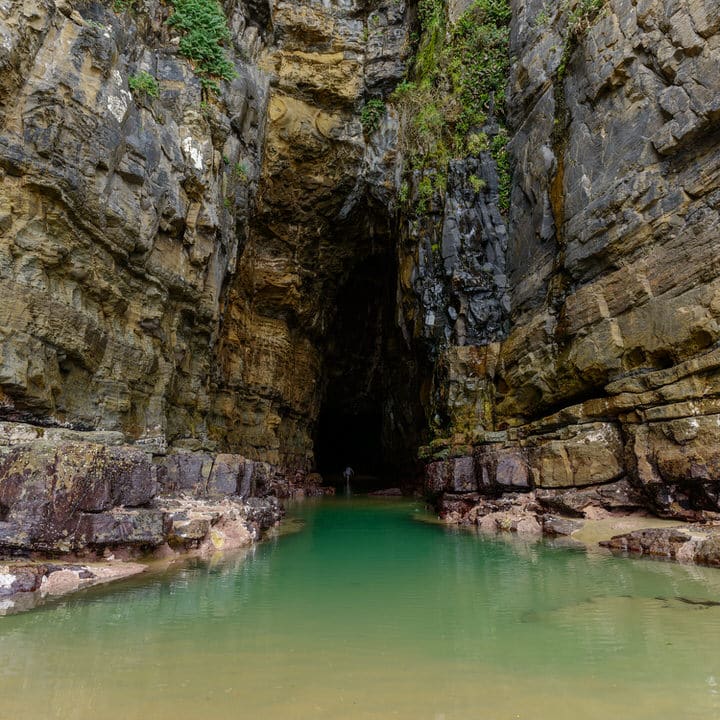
[156,453,214,493]
[75,509,170,548]
[525,423,625,489]
[207,454,245,496]
[424,456,478,495]
[535,478,645,517]
[0,442,156,551]
[628,417,720,519]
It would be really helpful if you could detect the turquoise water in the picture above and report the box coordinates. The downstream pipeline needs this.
[2,497,720,719]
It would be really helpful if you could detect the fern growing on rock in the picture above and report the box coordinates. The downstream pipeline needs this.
[167,0,237,93]
[360,99,386,135]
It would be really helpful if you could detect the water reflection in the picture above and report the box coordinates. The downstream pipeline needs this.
[1,497,719,720]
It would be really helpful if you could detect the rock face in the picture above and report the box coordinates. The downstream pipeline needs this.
[0,442,159,551]
[0,0,268,451]
[212,0,418,471]
[420,0,720,524]
[1,0,720,544]
[0,426,283,554]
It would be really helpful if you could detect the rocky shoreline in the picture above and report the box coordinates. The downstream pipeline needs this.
[433,485,720,568]
[2,408,720,616]
[0,421,334,615]
[0,559,147,616]
[0,490,285,616]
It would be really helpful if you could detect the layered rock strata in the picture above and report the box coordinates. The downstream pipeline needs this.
[0,422,284,555]
[211,0,416,470]
[422,0,720,527]
[0,0,268,451]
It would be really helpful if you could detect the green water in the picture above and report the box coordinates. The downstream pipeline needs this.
[2,497,720,719]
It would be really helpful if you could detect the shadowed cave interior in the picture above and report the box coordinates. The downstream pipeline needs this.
[313,251,425,493]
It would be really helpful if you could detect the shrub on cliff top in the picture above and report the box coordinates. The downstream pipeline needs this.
[167,0,236,92]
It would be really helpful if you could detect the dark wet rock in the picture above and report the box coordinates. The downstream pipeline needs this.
[535,479,645,517]
[0,442,157,552]
[402,157,510,351]
[0,436,295,555]
[627,418,720,520]
[75,509,171,549]
[425,456,478,495]
[244,496,282,532]
[207,454,244,497]
[600,528,695,559]
[106,446,158,507]
[157,453,279,499]
[157,453,214,494]
[0,522,30,553]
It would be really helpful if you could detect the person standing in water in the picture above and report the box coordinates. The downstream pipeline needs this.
[343,466,354,494]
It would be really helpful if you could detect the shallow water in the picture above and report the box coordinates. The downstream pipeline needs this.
[2,497,720,720]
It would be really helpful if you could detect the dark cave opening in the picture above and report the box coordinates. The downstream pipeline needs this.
[315,409,385,492]
[313,250,425,492]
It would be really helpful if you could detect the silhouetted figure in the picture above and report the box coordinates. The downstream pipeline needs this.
[343,466,354,494]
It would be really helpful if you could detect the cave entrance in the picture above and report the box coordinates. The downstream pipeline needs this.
[314,251,424,493]
[315,408,385,492]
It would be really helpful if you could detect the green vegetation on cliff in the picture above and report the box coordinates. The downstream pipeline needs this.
[534,0,607,79]
[360,99,386,135]
[167,0,236,92]
[113,0,237,93]
[557,0,606,78]
[392,0,512,211]
[128,70,159,98]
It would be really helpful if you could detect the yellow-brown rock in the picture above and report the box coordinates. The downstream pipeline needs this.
[212,0,411,470]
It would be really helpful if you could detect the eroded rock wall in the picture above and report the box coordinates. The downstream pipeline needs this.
[425,0,720,521]
[210,0,414,470]
[0,0,269,451]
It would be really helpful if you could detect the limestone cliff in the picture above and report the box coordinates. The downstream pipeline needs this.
[1,0,720,557]
[421,0,720,522]
[0,0,268,450]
